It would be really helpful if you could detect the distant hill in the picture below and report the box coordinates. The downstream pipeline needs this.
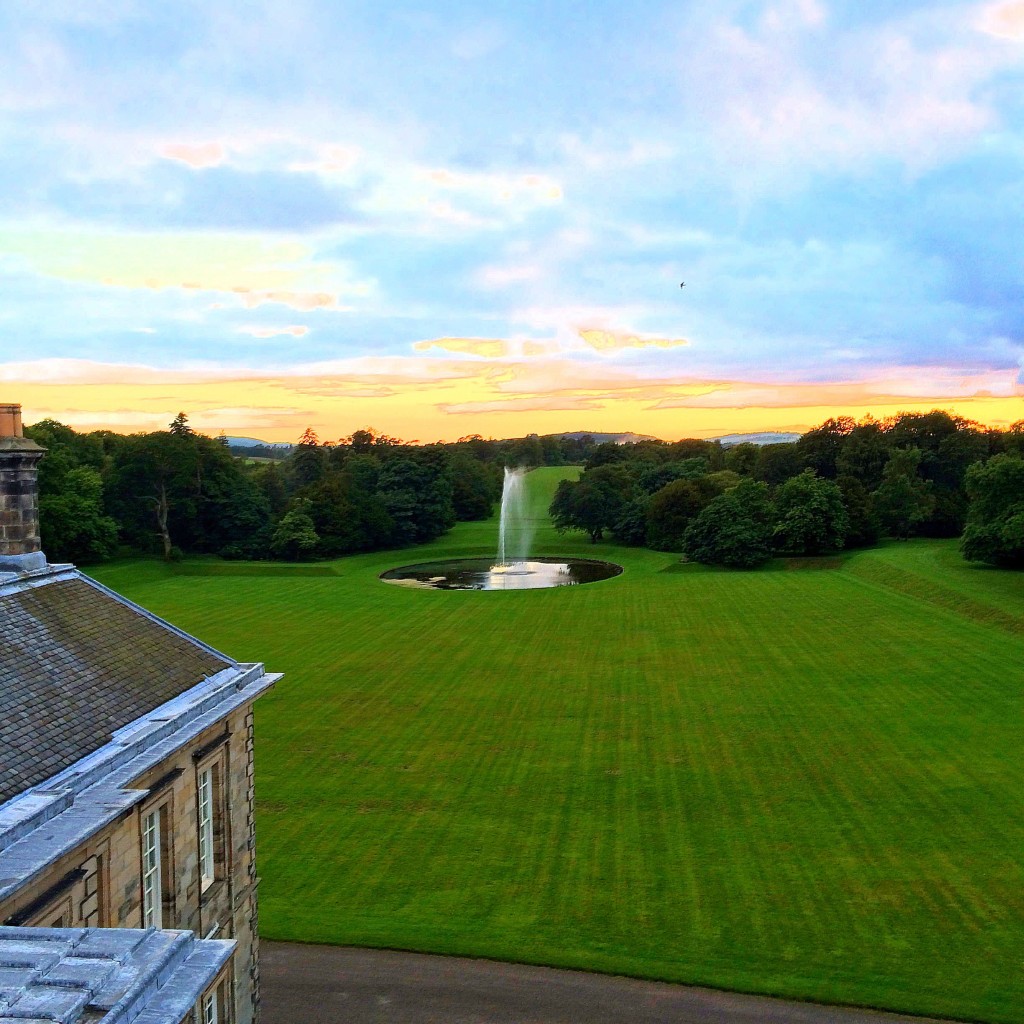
[225,436,294,450]
[547,431,659,445]
[546,430,800,446]
[709,432,801,446]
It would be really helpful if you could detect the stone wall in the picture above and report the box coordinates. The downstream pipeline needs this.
[0,701,263,1024]
[0,439,44,560]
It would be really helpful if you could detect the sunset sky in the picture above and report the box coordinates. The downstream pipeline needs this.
[2,0,1023,442]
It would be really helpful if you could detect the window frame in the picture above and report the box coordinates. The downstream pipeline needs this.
[141,806,163,929]
[198,765,215,891]
[193,746,229,896]
[198,979,228,1024]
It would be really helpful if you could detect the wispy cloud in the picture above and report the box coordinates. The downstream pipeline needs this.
[413,337,509,357]
[579,329,690,352]
[237,324,310,338]
[979,1,1024,41]
[159,142,226,169]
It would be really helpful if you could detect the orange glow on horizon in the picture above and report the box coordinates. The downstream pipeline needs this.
[10,370,1022,444]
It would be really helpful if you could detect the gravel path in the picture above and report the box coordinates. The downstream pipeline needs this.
[260,942,955,1024]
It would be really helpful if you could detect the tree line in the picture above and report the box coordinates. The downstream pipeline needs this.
[547,412,1024,569]
[24,417,596,565]
[25,410,1024,570]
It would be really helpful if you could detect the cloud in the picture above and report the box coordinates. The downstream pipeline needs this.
[979,1,1024,40]
[234,290,347,312]
[477,263,541,288]
[440,395,606,415]
[522,341,553,357]
[0,228,372,310]
[676,4,1016,184]
[653,367,1023,409]
[159,142,226,168]
[51,163,362,232]
[413,337,508,358]
[237,325,309,338]
[579,329,690,352]
[287,144,360,176]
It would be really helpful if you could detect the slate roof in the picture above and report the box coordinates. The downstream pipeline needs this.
[0,567,233,804]
[0,925,234,1024]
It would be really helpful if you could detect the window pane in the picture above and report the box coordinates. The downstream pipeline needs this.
[198,767,215,888]
[141,809,163,928]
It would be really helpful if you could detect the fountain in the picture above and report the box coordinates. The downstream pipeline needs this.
[380,466,622,591]
[494,467,534,575]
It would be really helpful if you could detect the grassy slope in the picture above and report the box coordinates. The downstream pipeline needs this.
[90,467,1024,1023]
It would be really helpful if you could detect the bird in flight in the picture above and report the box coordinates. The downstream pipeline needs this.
[680,281,685,288]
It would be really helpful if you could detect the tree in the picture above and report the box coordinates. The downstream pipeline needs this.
[835,420,889,491]
[772,470,849,555]
[376,454,455,546]
[38,466,119,564]
[291,428,325,489]
[754,442,801,487]
[636,458,708,495]
[795,416,855,478]
[168,412,194,437]
[960,455,1024,568]
[270,501,319,559]
[645,479,706,551]
[450,455,500,520]
[611,495,650,545]
[836,475,879,549]
[683,479,774,568]
[549,465,635,542]
[873,448,934,540]
[724,442,759,476]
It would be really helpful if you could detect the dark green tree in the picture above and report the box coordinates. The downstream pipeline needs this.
[754,442,801,487]
[270,501,319,560]
[873,448,934,540]
[549,465,634,542]
[724,442,759,476]
[38,466,118,564]
[836,475,879,548]
[645,479,706,551]
[795,416,855,479]
[450,455,500,520]
[377,455,455,546]
[683,479,774,568]
[835,420,890,491]
[960,455,1024,568]
[772,469,849,555]
[291,427,326,489]
[611,495,650,545]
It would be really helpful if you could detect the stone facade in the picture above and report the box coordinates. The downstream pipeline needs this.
[0,704,265,1024]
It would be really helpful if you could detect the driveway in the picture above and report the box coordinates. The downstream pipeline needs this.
[260,942,953,1024]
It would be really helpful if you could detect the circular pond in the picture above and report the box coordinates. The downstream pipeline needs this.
[380,556,623,591]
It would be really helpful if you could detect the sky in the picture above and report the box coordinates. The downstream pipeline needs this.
[1,0,1023,443]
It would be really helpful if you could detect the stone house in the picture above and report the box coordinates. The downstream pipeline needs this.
[0,404,280,1024]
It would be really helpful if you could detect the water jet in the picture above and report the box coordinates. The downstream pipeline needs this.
[380,466,622,591]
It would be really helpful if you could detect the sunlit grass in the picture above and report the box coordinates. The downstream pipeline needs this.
[90,467,1024,1023]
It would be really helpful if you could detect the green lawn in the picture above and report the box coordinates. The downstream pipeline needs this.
[89,467,1024,1022]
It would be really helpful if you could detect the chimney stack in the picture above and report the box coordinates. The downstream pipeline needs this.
[0,404,47,572]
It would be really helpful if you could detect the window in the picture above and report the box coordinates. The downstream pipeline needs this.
[198,767,215,890]
[200,982,224,1024]
[141,808,163,928]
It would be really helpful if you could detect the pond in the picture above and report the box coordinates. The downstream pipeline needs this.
[380,556,623,591]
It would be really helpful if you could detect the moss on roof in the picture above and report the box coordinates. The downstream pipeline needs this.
[0,574,232,803]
